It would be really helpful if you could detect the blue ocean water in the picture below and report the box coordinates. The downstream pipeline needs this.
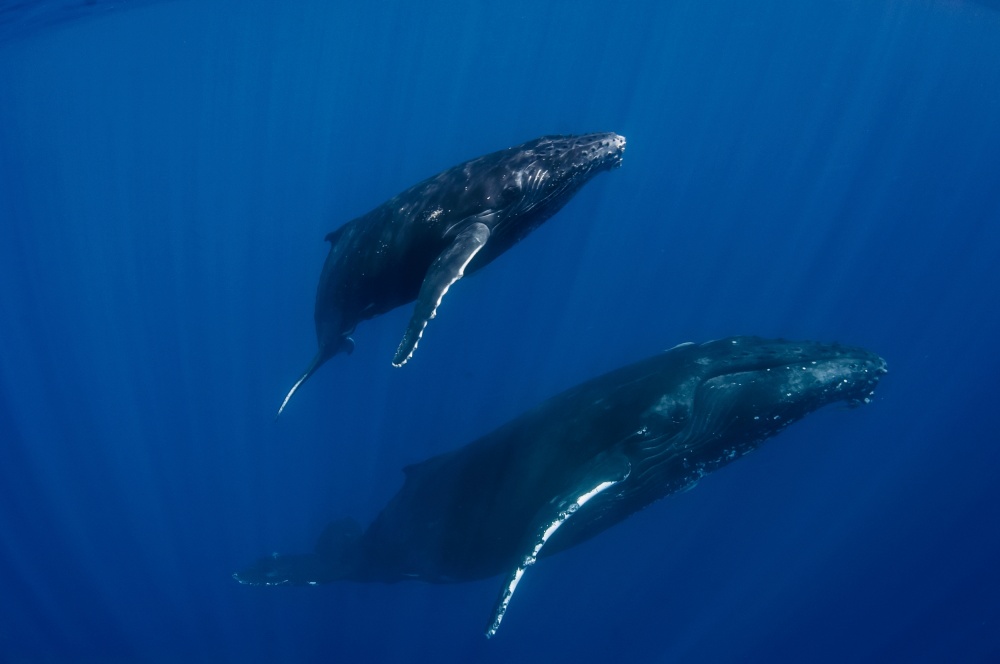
[1,0,999,661]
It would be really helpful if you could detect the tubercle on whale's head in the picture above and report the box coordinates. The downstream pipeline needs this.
[536,132,626,178]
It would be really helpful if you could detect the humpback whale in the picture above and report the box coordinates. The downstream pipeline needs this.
[239,336,886,636]
[277,133,626,415]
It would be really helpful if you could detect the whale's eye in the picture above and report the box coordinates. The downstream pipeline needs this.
[500,183,521,203]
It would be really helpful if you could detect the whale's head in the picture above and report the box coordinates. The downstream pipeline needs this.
[533,132,626,176]
[489,133,625,231]
[697,337,886,412]
[651,337,887,453]
[617,336,888,507]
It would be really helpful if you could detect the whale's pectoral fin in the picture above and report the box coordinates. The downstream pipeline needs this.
[233,518,363,587]
[485,453,632,638]
[393,220,491,367]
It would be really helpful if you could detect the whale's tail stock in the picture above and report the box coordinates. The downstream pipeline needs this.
[233,518,363,586]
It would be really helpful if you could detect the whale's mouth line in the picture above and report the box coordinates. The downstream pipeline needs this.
[505,147,623,223]
[560,147,625,183]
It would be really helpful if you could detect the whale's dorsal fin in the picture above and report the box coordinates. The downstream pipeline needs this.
[392,219,491,367]
[484,452,632,638]
[324,224,349,245]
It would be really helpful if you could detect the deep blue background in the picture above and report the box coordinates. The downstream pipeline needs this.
[2,1,999,662]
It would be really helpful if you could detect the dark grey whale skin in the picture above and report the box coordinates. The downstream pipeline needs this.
[238,336,886,635]
[277,133,626,415]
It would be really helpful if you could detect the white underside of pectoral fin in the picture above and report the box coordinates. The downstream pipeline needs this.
[393,220,491,367]
[484,455,631,638]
